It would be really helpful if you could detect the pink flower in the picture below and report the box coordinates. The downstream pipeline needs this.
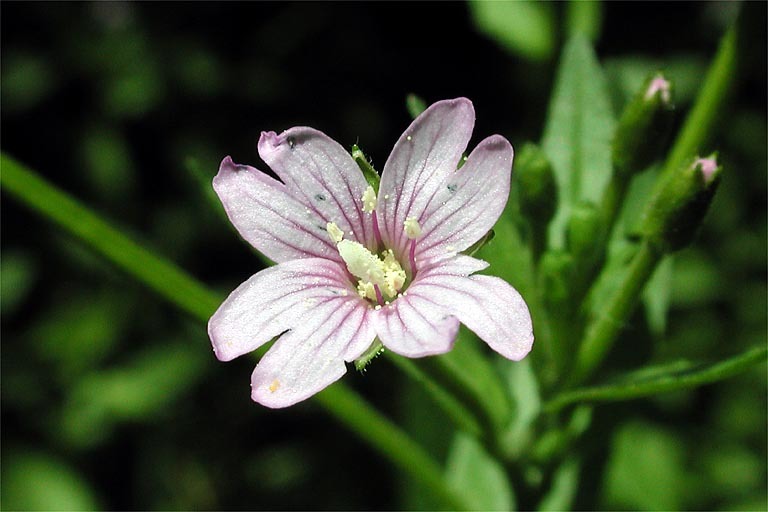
[209,98,534,408]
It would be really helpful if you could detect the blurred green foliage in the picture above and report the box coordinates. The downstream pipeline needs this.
[2,1,766,510]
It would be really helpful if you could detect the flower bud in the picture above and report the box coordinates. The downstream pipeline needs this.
[612,73,675,177]
[566,201,605,267]
[640,154,722,252]
[539,250,575,308]
[514,143,558,227]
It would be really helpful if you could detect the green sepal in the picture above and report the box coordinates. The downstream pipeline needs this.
[612,72,675,178]
[463,229,495,257]
[351,144,380,193]
[354,338,385,372]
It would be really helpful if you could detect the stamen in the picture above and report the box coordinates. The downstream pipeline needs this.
[409,239,417,276]
[404,217,422,239]
[362,185,377,213]
[326,222,344,243]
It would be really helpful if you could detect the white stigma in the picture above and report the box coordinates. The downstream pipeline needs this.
[362,185,377,213]
[404,217,422,239]
[338,240,385,285]
[326,222,344,243]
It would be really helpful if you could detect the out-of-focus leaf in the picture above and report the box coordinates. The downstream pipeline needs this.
[545,345,767,412]
[406,93,427,119]
[468,0,556,61]
[538,456,580,511]
[428,328,513,435]
[566,0,603,42]
[30,290,129,380]
[1,51,56,112]
[0,249,37,315]
[1,451,101,510]
[498,358,540,458]
[669,250,722,306]
[541,36,615,248]
[446,432,515,511]
[81,126,136,199]
[643,256,673,336]
[477,201,536,300]
[59,342,208,448]
[601,421,686,510]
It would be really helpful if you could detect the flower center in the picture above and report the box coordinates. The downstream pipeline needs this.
[327,186,422,306]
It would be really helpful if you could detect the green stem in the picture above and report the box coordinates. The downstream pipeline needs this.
[564,21,740,388]
[0,153,471,511]
[662,24,738,181]
[568,241,662,386]
[1,153,220,321]
[546,345,767,413]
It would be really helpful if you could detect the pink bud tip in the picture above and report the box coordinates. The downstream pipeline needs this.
[695,157,719,185]
[645,75,671,104]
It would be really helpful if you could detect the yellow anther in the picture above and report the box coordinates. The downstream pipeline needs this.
[404,217,422,239]
[362,185,377,213]
[268,379,280,393]
[326,222,344,243]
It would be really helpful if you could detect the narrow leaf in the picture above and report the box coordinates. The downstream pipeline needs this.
[446,432,515,511]
[541,35,615,247]
[546,345,767,412]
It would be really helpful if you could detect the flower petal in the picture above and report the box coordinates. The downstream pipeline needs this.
[374,292,460,358]
[213,156,341,263]
[208,258,357,362]
[251,294,375,408]
[377,98,475,258]
[417,135,514,260]
[258,128,375,249]
[414,255,534,360]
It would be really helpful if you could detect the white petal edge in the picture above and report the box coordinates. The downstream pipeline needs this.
[213,156,341,264]
[251,295,375,408]
[377,98,475,259]
[416,135,514,260]
[258,128,375,249]
[208,258,356,362]
[413,257,534,360]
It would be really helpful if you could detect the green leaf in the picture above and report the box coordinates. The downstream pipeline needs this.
[446,432,515,511]
[538,456,580,511]
[0,249,37,315]
[468,0,556,61]
[601,421,687,510]
[406,93,427,119]
[643,256,673,336]
[546,345,767,412]
[59,342,208,448]
[498,358,540,459]
[1,451,101,510]
[541,35,615,248]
